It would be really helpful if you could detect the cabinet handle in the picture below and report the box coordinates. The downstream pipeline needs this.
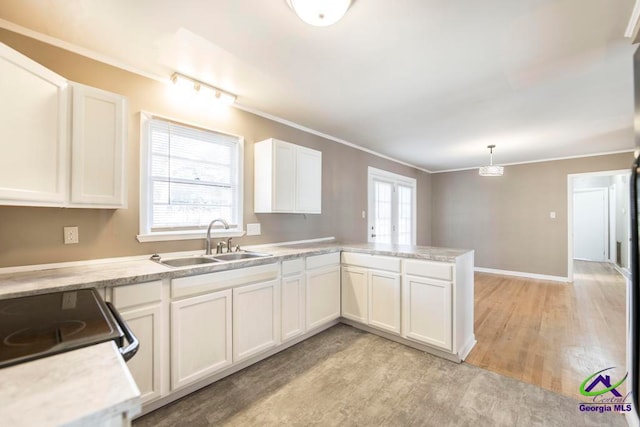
[371,234,376,238]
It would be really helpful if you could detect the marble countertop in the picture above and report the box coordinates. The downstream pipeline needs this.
[0,241,472,300]
[0,341,141,427]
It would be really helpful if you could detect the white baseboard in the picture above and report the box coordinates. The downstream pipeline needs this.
[611,262,631,280]
[474,267,569,283]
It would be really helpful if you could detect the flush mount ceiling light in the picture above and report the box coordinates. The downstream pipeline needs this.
[170,72,237,105]
[479,145,504,177]
[287,0,352,27]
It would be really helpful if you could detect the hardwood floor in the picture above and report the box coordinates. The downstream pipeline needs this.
[465,261,627,400]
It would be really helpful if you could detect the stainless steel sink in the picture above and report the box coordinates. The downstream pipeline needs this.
[212,251,272,261]
[158,257,221,268]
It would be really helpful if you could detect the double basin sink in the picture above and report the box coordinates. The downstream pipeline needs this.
[157,251,272,268]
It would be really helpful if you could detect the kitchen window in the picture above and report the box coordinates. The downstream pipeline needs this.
[137,113,244,242]
[367,167,416,245]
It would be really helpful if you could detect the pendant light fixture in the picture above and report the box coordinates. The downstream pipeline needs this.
[287,0,352,27]
[479,145,504,177]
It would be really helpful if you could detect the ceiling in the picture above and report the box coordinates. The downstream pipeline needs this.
[0,0,636,172]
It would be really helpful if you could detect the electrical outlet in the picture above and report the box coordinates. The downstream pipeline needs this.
[61,292,77,310]
[247,223,261,236]
[63,226,79,244]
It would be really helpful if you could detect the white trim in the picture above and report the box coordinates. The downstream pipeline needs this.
[235,104,432,174]
[0,19,167,83]
[626,0,640,39]
[457,334,477,361]
[474,267,569,283]
[138,111,245,240]
[612,262,631,280]
[433,149,635,174]
[1,19,634,176]
[567,169,631,282]
[0,19,432,175]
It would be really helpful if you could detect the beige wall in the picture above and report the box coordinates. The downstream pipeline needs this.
[431,152,634,277]
[0,29,431,267]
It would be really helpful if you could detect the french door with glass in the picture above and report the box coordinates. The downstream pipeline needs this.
[367,167,416,245]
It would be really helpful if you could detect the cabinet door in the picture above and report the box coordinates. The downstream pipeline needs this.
[273,140,296,211]
[402,275,452,351]
[341,266,368,323]
[170,290,232,390]
[70,83,127,207]
[369,270,401,334]
[233,279,280,362]
[306,265,341,330]
[295,146,322,213]
[119,304,162,404]
[281,274,306,342]
[0,43,69,206]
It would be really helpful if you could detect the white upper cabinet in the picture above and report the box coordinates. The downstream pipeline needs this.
[0,43,69,206]
[295,146,322,213]
[254,138,322,214]
[70,83,127,208]
[0,43,127,208]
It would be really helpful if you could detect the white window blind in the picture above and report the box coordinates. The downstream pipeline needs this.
[147,118,241,232]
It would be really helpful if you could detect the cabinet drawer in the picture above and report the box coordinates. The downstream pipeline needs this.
[112,280,162,309]
[171,263,279,299]
[282,258,305,276]
[306,252,340,270]
[341,252,401,272]
[403,260,453,281]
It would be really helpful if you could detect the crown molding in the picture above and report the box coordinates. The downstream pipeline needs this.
[626,0,640,43]
[432,149,635,174]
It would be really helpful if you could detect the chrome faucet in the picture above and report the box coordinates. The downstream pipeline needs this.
[205,218,229,255]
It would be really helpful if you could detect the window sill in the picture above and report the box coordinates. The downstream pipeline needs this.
[137,229,246,243]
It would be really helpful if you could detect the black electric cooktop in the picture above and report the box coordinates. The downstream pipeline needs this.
[0,289,123,368]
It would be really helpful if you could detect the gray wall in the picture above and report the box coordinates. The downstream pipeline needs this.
[431,153,634,277]
[0,29,431,267]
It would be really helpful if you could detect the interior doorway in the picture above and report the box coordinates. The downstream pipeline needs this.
[573,188,608,261]
[567,169,630,282]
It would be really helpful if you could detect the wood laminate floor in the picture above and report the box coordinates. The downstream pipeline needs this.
[465,261,627,400]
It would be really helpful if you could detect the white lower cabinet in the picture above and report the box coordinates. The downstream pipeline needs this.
[111,281,164,405]
[170,289,233,390]
[368,270,401,334]
[306,253,341,330]
[281,259,306,342]
[341,266,368,323]
[341,253,401,335]
[233,279,280,363]
[402,275,452,351]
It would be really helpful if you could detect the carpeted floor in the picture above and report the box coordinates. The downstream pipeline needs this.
[134,324,626,426]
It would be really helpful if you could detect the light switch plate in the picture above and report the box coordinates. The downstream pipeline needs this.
[247,223,261,236]
[549,212,556,219]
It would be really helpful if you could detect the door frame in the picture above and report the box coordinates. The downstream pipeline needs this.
[567,169,629,282]
[367,167,417,245]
